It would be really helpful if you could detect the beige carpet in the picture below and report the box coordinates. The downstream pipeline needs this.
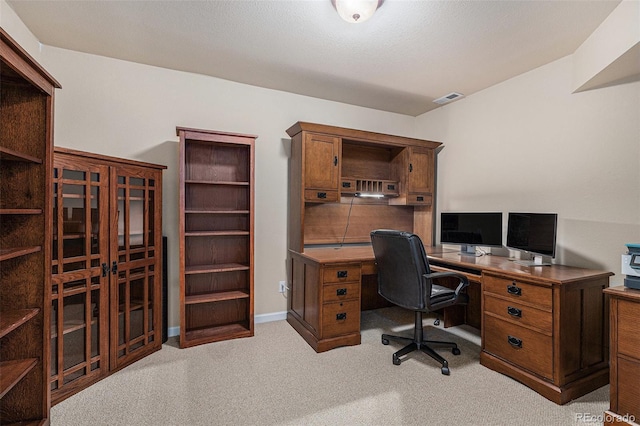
[51,307,609,425]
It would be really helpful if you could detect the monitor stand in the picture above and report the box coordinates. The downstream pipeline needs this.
[459,245,481,257]
[515,254,551,267]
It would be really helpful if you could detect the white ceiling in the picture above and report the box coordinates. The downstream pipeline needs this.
[7,0,622,116]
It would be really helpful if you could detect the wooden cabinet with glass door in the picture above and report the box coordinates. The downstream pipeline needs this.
[51,148,165,404]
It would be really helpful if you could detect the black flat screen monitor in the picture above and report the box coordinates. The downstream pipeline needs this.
[440,212,502,255]
[506,212,558,265]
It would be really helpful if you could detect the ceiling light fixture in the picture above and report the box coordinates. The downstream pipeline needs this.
[334,0,380,24]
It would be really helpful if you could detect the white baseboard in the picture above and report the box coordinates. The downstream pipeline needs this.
[255,311,287,323]
[166,311,287,338]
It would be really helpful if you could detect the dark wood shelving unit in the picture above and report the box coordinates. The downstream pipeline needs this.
[178,127,256,348]
[1,27,61,425]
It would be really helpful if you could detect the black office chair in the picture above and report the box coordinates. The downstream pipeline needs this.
[370,229,470,375]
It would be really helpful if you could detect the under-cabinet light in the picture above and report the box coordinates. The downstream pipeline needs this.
[355,192,385,199]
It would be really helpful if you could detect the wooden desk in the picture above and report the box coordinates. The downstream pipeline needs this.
[286,245,612,404]
[603,286,640,426]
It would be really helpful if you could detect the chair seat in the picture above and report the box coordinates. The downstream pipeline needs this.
[431,284,456,303]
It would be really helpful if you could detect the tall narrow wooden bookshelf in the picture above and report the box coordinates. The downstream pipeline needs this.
[1,28,60,425]
[177,127,255,348]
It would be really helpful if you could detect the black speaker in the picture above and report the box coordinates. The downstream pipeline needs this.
[162,236,168,343]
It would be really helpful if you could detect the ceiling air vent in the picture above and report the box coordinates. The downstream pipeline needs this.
[433,92,465,105]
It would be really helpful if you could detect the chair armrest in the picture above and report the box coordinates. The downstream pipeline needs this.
[423,272,470,297]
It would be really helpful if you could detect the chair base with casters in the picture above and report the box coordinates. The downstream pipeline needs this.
[382,311,460,375]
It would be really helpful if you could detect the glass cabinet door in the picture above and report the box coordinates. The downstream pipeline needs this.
[110,166,161,369]
[51,159,109,401]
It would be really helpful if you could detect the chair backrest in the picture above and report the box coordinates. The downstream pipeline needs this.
[370,229,431,311]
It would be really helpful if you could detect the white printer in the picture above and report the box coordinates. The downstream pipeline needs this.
[622,243,640,290]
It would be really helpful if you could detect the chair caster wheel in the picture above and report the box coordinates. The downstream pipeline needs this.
[382,338,389,345]
[392,356,401,366]
[452,347,461,355]
[434,319,440,326]
[441,367,450,375]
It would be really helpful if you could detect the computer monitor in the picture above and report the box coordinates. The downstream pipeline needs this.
[440,212,503,255]
[506,212,558,266]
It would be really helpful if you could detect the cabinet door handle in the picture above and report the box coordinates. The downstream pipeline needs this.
[112,261,118,275]
[508,335,523,348]
[334,156,338,166]
[337,270,348,278]
[336,288,347,296]
[336,312,347,321]
[507,284,522,296]
[507,306,522,318]
[102,262,110,277]
[317,192,327,199]
[409,163,413,172]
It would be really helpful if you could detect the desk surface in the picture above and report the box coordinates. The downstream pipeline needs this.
[295,245,613,284]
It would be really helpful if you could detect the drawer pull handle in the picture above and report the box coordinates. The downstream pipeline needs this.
[336,312,347,321]
[336,288,347,296]
[387,184,395,190]
[416,196,424,202]
[342,182,351,188]
[317,192,327,199]
[507,284,522,296]
[508,335,523,348]
[507,306,522,318]
[337,270,348,278]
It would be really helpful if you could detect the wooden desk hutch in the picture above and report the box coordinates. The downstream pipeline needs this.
[285,121,612,406]
[285,122,441,351]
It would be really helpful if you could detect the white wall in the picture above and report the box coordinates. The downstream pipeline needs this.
[35,45,416,330]
[4,0,639,332]
[416,55,640,283]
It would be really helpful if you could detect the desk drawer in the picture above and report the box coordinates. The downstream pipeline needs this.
[618,299,640,359]
[323,282,360,303]
[304,189,339,203]
[484,295,552,333]
[407,193,432,206]
[617,357,640,419]
[484,315,553,380]
[483,274,552,309]
[323,264,361,284]
[322,300,360,337]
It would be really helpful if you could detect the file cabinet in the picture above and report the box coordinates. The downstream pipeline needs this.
[289,252,361,352]
[481,270,611,404]
[603,286,640,426]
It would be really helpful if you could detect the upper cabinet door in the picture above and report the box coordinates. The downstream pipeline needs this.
[406,146,434,195]
[304,133,340,198]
